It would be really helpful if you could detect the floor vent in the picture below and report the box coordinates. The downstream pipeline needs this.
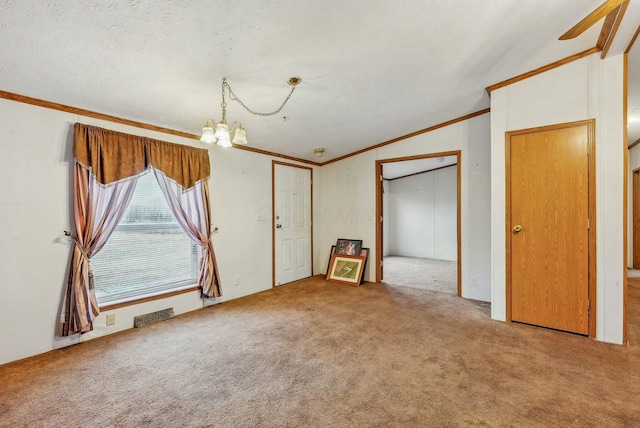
[133,308,174,328]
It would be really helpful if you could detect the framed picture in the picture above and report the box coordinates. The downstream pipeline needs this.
[326,245,369,283]
[335,238,362,256]
[327,254,366,286]
[359,247,369,284]
[325,245,337,279]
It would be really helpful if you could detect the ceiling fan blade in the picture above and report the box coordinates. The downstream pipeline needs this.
[559,0,625,40]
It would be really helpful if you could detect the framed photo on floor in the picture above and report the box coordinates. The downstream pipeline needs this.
[326,254,366,286]
[335,238,362,256]
[359,247,369,284]
[326,245,337,277]
[326,246,369,284]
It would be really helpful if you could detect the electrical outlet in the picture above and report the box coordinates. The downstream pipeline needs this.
[234,275,240,286]
[472,277,478,286]
[106,313,116,326]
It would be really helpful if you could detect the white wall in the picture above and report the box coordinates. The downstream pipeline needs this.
[388,166,457,260]
[0,98,321,365]
[319,113,492,301]
[490,53,625,344]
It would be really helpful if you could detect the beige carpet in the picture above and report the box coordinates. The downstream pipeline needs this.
[1,276,640,427]
[383,256,457,294]
[628,269,640,278]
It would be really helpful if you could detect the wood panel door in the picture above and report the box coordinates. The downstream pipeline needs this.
[508,122,594,335]
[273,163,312,286]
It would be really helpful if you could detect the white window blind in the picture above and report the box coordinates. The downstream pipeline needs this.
[91,172,199,305]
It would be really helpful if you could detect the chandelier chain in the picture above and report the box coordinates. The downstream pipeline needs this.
[223,81,296,117]
[221,79,227,110]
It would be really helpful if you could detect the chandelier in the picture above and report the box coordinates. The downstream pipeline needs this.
[200,76,301,147]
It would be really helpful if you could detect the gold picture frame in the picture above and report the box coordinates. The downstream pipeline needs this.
[326,254,366,286]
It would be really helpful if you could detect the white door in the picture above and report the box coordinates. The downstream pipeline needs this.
[274,163,312,286]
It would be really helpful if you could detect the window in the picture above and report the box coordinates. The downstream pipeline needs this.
[91,172,199,305]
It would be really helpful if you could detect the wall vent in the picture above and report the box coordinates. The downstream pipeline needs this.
[133,308,174,328]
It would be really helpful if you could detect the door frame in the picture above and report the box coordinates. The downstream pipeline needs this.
[505,119,596,337]
[375,151,462,297]
[271,160,314,288]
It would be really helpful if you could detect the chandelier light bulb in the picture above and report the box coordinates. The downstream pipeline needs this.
[232,126,248,145]
[200,121,216,144]
[217,135,232,148]
[214,122,229,140]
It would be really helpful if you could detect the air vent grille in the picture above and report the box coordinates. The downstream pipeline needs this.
[133,308,174,328]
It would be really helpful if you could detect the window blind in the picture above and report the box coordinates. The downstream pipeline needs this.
[91,172,198,305]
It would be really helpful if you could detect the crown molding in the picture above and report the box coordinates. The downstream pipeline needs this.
[485,47,600,95]
[0,89,321,167]
[319,108,491,166]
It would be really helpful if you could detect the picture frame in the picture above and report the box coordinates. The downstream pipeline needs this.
[326,245,369,284]
[359,247,369,284]
[326,245,337,279]
[327,254,366,286]
[335,238,363,256]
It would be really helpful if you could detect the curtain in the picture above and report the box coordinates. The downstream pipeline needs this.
[74,123,210,189]
[153,169,221,297]
[59,123,219,336]
[59,165,137,336]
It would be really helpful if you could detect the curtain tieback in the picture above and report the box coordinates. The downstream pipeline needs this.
[203,228,219,248]
[65,231,91,262]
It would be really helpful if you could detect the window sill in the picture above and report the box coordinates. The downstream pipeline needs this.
[98,285,200,311]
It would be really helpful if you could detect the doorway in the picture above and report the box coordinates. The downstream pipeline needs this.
[272,161,313,287]
[633,170,640,269]
[506,120,596,336]
[376,152,461,296]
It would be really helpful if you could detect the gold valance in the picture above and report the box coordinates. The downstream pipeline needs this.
[74,123,210,189]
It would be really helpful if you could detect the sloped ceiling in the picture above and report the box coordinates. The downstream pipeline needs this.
[0,0,637,161]
[382,156,458,180]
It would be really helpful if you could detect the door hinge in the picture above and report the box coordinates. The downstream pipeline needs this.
[380,174,383,182]
[587,218,590,229]
[380,215,383,223]
[380,260,383,267]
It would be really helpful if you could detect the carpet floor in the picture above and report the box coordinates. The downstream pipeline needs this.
[383,256,457,294]
[1,276,640,427]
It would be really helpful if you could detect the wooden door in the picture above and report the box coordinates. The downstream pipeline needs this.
[273,163,312,286]
[508,122,593,335]
[634,171,640,269]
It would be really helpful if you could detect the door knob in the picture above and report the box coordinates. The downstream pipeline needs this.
[513,225,522,233]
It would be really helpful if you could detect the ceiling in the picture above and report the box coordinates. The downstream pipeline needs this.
[1,1,638,162]
[382,156,457,180]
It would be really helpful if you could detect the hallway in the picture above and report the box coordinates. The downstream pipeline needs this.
[628,270,640,345]
[382,256,457,294]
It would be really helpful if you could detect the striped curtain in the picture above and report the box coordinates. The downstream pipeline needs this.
[153,169,221,298]
[59,165,138,336]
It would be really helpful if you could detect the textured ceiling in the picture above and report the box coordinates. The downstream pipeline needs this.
[0,0,638,161]
[382,156,457,180]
